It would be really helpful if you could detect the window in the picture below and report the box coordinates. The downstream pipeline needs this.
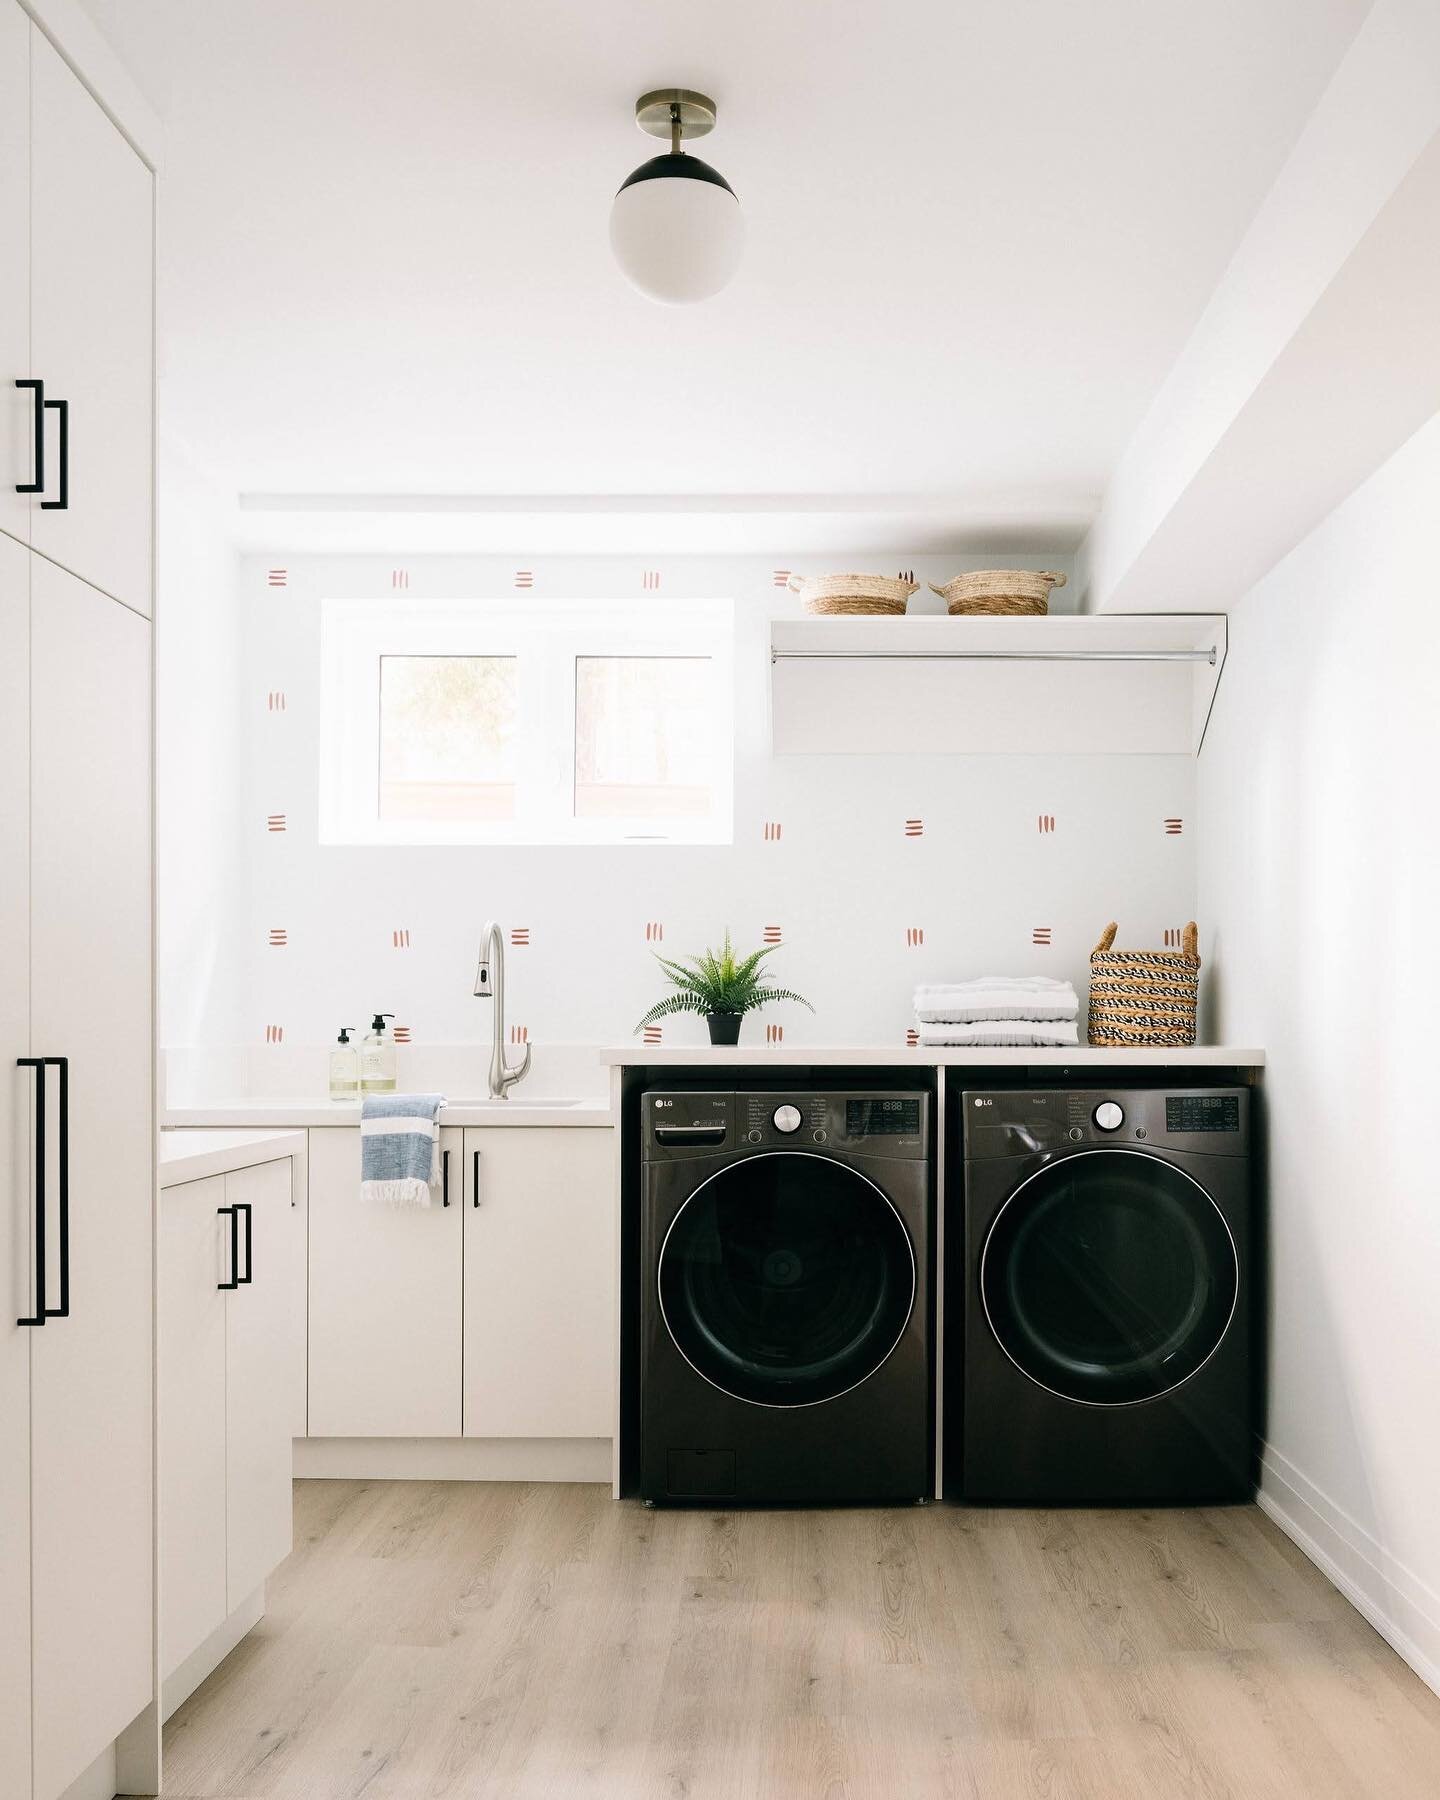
[320,598,733,845]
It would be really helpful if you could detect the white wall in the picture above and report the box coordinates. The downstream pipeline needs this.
[155,438,245,1047]
[167,550,1200,1073]
[1198,408,1440,1689]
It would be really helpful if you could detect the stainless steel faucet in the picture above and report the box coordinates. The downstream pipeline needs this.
[474,920,531,1099]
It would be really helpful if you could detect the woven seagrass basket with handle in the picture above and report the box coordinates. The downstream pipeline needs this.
[1088,921,1200,1048]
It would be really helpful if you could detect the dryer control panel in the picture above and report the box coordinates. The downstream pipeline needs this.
[963,1087,1250,1159]
[644,1090,930,1161]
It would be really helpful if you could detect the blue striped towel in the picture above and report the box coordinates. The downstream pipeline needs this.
[360,1093,446,1207]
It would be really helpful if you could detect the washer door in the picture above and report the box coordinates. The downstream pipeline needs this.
[980,1150,1238,1406]
[658,1152,916,1408]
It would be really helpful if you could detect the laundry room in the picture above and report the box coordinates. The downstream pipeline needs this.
[4,2,1439,1797]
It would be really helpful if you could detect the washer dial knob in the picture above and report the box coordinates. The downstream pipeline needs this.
[1093,1101,1124,1132]
[772,1104,803,1134]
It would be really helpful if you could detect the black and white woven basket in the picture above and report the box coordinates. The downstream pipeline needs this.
[1088,921,1199,1047]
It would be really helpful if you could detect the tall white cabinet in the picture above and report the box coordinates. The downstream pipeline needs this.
[0,5,157,1798]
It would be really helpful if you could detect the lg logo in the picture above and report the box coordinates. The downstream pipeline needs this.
[973,1097,993,1107]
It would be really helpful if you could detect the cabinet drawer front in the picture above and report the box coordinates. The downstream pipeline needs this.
[308,1127,463,1438]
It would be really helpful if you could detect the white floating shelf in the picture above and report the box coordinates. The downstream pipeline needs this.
[769,613,1226,756]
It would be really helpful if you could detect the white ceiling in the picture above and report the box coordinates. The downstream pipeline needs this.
[83,0,1367,547]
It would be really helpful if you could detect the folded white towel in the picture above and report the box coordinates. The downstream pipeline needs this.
[914,976,1079,1024]
[916,1019,1079,1048]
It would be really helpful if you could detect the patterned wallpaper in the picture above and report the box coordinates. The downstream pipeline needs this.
[217,553,1197,1053]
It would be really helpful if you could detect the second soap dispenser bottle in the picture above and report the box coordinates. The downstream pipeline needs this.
[360,1013,397,1094]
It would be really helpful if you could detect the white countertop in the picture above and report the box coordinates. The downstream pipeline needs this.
[163,1098,615,1130]
[599,1044,1265,1068]
[159,1128,308,1187]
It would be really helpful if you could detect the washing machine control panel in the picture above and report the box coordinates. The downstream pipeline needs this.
[963,1087,1250,1159]
[644,1091,930,1159]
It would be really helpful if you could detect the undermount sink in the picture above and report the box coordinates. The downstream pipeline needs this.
[446,1096,591,1109]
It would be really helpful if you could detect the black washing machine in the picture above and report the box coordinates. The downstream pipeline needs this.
[640,1089,932,1504]
[955,1087,1254,1503]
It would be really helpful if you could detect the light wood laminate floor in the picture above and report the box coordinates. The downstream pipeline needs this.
[163,1480,1440,1799]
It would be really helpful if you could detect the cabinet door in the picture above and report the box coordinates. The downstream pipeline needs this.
[0,2,30,549]
[28,558,153,1800]
[225,1160,294,1609]
[0,532,30,1800]
[308,1127,463,1437]
[462,1129,614,1439]
[28,26,153,613]
[159,1177,227,1678]
[285,1148,308,1438]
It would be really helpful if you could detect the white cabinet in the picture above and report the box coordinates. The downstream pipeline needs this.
[0,10,155,1798]
[462,1129,614,1439]
[308,1126,464,1437]
[27,557,152,1800]
[0,1,29,550]
[224,1160,295,1607]
[1,10,154,614]
[3,558,154,1800]
[161,1160,294,1685]
[0,527,33,1800]
[159,1177,227,1672]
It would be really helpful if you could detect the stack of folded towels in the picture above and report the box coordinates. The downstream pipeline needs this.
[912,976,1080,1048]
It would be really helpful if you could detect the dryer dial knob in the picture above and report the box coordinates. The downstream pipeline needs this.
[772,1104,803,1134]
[1094,1101,1124,1132]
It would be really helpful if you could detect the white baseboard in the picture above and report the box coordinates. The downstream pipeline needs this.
[162,1585,266,1722]
[294,1435,612,1483]
[1258,1440,1440,1698]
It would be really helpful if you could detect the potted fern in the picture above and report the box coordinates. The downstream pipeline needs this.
[635,930,814,1045]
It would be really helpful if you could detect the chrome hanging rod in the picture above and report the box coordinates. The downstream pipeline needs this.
[771,647,1218,665]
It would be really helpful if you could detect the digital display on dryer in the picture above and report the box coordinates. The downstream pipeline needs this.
[846,1099,920,1136]
[1166,1095,1240,1133]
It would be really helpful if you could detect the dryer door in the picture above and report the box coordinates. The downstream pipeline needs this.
[980,1149,1238,1406]
[658,1152,916,1408]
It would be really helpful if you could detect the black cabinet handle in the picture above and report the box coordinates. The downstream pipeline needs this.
[50,1057,69,1318]
[218,1205,239,1290]
[15,379,44,495]
[16,1056,69,1324]
[472,1148,480,1207]
[236,1201,253,1285]
[16,1058,48,1326]
[40,397,68,511]
[441,1149,451,1207]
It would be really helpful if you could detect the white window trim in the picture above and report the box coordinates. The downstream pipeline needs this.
[319,596,735,846]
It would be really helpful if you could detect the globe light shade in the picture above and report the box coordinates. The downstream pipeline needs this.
[610,153,744,304]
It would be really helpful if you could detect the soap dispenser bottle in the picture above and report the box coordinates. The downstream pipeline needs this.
[360,1013,397,1094]
[329,1027,359,1102]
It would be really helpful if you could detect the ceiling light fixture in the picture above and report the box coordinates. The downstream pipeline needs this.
[609,89,743,305]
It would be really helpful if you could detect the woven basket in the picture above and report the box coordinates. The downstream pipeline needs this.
[929,569,1067,616]
[1088,921,1200,1048]
[787,572,919,617]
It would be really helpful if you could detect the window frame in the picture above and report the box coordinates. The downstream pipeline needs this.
[318,596,735,846]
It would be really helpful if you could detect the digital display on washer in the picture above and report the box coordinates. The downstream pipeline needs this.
[1166,1095,1240,1133]
[846,1098,920,1137]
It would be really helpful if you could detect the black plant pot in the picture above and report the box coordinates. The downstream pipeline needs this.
[706,1011,743,1046]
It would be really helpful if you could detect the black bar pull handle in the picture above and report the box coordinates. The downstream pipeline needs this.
[40,398,68,511]
[441,1149,451,1207]
[218,1205,239,1290]
[472,1148,480,1208]
[15,379,44,494]
[47,1057,69,1318]
[236,1201,253,1285]
[16,1059,47,1326]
